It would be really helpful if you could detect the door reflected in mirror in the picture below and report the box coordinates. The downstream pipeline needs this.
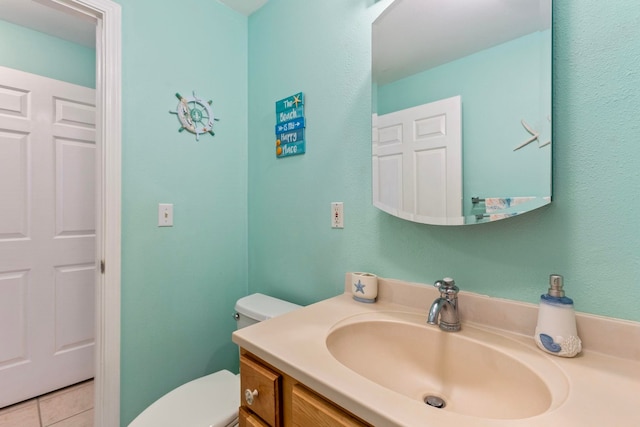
[372,0,552,225]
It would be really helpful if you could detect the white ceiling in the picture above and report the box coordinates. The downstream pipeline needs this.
[1,0,550,85]
[219,0,268,16]
[373,0,552,85]
[0,0,96,47]
[0,0,269,48]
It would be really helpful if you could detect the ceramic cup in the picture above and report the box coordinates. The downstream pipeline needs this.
[351,272,378,303]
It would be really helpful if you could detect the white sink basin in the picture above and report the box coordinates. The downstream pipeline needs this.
[326,311,569,420]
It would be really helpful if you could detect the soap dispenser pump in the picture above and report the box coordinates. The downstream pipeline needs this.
[534,274,582,357]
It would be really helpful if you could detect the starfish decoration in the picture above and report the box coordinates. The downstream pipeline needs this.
[292,94,301,108]
[354,280,366,294]
[514,117,551,151]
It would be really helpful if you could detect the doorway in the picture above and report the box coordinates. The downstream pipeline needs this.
[0,1,121,426]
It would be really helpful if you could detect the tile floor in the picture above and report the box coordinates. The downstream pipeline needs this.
[0,380,93,427]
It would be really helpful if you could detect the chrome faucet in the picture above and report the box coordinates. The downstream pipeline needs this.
[427,277,461,332]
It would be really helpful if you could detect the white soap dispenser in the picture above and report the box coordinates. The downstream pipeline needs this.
[534,274,582,357]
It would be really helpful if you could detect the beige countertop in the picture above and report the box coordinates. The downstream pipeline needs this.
[232,275,640,427]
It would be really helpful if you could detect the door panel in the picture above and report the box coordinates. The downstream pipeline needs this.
[0,130,29,237]
[0,66,96,408]
[373,96,462,225]
[56,139,95,235]
[54,264,95,353]
[0,271,28,368]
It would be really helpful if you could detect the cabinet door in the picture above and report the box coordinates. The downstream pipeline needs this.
[240,355,282,427]
[292,384,370,427]
[239,406,270,427]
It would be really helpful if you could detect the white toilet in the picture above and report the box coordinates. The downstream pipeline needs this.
[128,293,301,427]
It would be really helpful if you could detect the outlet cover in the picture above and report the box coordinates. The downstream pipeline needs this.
[331,202,344,228]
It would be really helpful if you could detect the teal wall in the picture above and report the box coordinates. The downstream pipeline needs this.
[247,0,640,324]
[376,31,552,215]
[117,0,248,424]
[0,19,95,88]
[247,0,377,305]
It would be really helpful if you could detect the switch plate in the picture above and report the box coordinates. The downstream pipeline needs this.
[158,203,173,227]
[331,202,344,228]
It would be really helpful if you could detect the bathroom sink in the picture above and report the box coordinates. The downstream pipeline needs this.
[326,312,568,420]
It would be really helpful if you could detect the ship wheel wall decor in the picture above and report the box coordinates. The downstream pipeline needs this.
[169,91,219,141]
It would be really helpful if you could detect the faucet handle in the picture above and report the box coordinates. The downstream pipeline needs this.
[434,277,458,297]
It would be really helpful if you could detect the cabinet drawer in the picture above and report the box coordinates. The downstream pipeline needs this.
[240,355,282,426]
[239,406,270,427]
[292,384,370,427]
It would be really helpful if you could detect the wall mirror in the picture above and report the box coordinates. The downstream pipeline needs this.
[372,0,552,225]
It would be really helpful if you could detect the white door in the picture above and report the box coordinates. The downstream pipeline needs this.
[0,66,96,408]
[373,96,462,225]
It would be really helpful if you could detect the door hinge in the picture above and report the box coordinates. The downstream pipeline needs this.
[100,260,105,274]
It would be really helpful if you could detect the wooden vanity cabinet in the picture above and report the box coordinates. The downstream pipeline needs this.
[239,354,282,426]
[291,383,369,427]
[239,406,270,427]
[239,350,371,427]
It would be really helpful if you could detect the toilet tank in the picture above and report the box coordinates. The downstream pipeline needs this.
[234,293,301,329]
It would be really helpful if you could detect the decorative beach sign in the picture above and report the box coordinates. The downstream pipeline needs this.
[275,92,305,158]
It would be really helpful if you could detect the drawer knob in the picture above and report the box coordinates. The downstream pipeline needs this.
[244,388,259,405]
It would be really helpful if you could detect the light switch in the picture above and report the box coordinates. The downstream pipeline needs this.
[158,203,173,227]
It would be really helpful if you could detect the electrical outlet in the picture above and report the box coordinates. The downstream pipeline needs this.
[331,202,344,228]
[158,203,173,227]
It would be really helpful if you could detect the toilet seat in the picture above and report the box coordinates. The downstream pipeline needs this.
[128,370,240,427]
